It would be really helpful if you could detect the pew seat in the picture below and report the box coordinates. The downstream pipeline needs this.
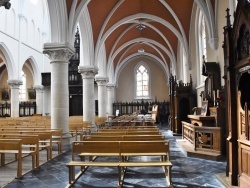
[66,140,172,187]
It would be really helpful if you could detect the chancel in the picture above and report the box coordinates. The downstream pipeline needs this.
[0,0,249,188]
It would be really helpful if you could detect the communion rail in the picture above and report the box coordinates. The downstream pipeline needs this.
[182,121,221,153]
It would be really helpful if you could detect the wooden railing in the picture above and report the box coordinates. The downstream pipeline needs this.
[0,102,11,117]
[113,100,169,116]
[0,102,36,117]
[182,121,221,153]
[19,102,36,117]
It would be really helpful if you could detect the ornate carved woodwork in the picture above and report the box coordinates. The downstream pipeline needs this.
[69,28,83,116]
[69,27,82,86]
[223,0,250,186]
[169,75,196,134]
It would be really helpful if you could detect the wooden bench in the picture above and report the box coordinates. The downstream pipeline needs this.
[69,123,91,141]
[0,127,62,154]
[100,125,158,130]
[82,135,165,141]
[98,128,159,132]
[0,130,52,160]
[0,139,23,178]
[92,130,161,136]
[66,140,172,188]
[0,134,39,168]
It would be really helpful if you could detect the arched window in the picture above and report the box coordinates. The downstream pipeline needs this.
[136,64,149,98]
[19,71,26,101]
[196,10,207,85]
[200,15,207,62]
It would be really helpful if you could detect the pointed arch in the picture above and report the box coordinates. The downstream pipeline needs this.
[96,13,189,63]
[194,0,218,50]
[46,0,69,42]
[78,7,94,66]
[23,56,41,85]
[108,37,175,76]
[0,42,15,79]
[115,53,169,86]
[195,8,207,85]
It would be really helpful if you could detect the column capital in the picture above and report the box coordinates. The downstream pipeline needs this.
[33,85,44,93]
[95,76,108,86]
[78,65,98,79]
[7,79,22,89]
[43,42,75,62]
[107,83,116,91]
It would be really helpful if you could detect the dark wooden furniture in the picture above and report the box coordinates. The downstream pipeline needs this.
[169,75,195,134]
[112,100,169,123]
[187,115,215,127]
[41,72,51,86]
[0,102,36,117]
[68,28,83,116]
[182,109,225,155]
[19,102,36,117]
[223,1,250,186]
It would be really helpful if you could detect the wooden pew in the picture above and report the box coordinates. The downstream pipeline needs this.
[0,127,62,154]
[99,125,157,130]
[0,139,23,178]
[92,131,161,135]
[99,128,159,132]
[0,134,39,168]
[82,135,165,141]
[0,130,52,160]
[69,122,91,141]
[66,140,172,188]
[69,123,84,141]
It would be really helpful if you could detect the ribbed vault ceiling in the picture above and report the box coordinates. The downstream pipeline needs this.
[64,0,213,73]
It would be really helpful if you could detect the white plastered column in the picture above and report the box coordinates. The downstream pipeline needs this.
[79,66,98,125]
[7,79,22,117]
[95,76,108,117]
[43,43,74,135]
[33,85,44,115]
[107,84,116,116]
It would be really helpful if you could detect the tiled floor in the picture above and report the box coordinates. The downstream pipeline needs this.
[1,124,227,188]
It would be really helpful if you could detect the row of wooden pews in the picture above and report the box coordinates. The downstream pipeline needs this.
[0,115,108,178]
[66,125,173,188]
[104,114,156,127]
[0,116,63,178]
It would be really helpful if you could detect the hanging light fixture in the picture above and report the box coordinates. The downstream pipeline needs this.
[136,20,146,31]
[138,48,145,53]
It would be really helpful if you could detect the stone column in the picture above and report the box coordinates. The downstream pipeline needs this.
[34,85,44,115]
[79,66,98,125]
[43,42,74,138]
[107,84,116,116]
[7,79,22,117]
[95,76,108,117]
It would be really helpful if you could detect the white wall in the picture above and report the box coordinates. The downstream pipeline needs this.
[116,56,169,102]
[0,0,51,115]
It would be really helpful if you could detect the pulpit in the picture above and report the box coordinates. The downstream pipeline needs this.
[182,106,225,156]
[187,115,215,127]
